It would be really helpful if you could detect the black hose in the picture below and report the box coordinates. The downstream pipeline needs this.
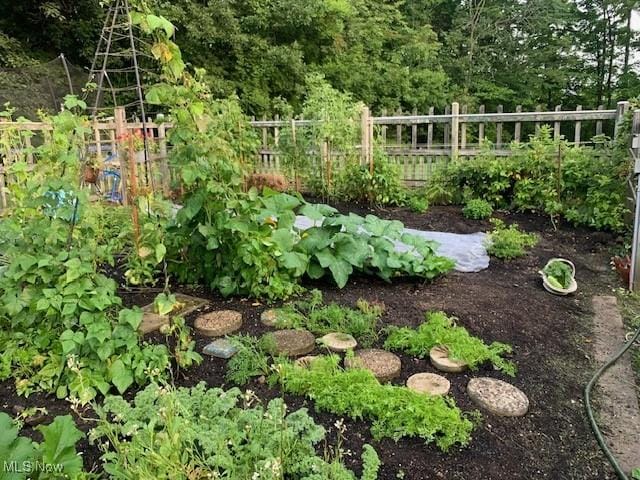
[584,322,640,480]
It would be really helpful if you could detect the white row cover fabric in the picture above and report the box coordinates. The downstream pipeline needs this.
[294,215,490,273]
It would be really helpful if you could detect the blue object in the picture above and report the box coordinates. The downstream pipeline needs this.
[203,339,238,359]
[42,189,80,223]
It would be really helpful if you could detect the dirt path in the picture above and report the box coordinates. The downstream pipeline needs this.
[591,295,640,474]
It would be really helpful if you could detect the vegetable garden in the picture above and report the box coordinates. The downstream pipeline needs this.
[1,6,639,480]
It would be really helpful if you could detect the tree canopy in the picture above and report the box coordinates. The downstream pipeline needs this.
[0,0,638,115]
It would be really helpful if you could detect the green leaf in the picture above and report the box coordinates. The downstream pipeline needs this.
[36,416,83,477]
[119,308,143,330]
[109,360,134,394]
[155,243,167,263]
[328,259,353,288]
[299,203,337,220]
[271,229,295,252]
[0,412,35,480]
[280,252,308,276]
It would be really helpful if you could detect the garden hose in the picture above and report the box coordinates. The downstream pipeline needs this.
[584,322,640,480]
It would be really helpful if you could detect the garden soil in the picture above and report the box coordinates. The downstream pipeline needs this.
[0,203,628,479]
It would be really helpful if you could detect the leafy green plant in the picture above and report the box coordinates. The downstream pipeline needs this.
[407,194,429,213]
[271,355,476,450]
[91,382,380,479]
[542,260,573,289]
[225,334,277,385]
[0,412,85,479]
[632,467,640,479]
[426,127,631,232]
[334,151,408,206]
[274,290,383,346]
[384,311,516,376]
[485,218,537,259]
[462,199,493,220]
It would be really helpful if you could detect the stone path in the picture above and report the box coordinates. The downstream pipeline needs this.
[591,295,640,474]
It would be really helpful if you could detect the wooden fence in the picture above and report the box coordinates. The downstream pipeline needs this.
[0,102,635,211]
[252,101,632,185]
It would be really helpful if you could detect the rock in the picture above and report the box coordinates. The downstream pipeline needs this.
[406,373,451,396]
[344,349,401,382]
[202,338,238,358]
[467,377,529,417]
[319,333,357,352]
[260,309,280,327]
[430,345,468,373]
[268,329,315,356]
[194,310,243,337]
[295,355,319,368]
[139,293,209,334]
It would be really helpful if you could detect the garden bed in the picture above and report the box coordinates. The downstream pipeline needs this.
[0,204,622,479]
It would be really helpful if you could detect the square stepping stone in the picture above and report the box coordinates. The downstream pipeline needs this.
[203,339,238,359]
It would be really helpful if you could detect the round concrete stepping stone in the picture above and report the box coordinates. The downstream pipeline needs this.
[344,349,401,382]
[260,309,280,327]
[430,346,468,373]
[406,373,451,396]
[467,377,529,417]
[320,333,357,352]
[269,329,315,356]
[194,310,242,337]
[295,355,319,368]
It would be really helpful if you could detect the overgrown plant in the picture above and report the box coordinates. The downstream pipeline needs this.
[425,126,632,232]
[485,218,538,259]
[384,311,516,376]
[91,382,381,479]
[462,199,493,220]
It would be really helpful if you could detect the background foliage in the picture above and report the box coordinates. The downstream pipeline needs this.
[0,0,638,115]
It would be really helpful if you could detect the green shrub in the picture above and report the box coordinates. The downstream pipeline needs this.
[407,194,429,213]
[384,311,516,376]
[92,382,380,479]
[462,199,493,219]
[424,127,631,232]
[486,218,537,259]
[334,151,408,206]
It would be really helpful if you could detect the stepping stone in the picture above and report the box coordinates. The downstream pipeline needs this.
[467,377,529,417]
[260,309,280,327]
[295,355,319,368]
[406,373,451,396]
[430,346,468,373]
[140,293,209,334]
[203,338,238,359]
[268,329,315,356]
[194,310,243,337]
[320,333,357,352]
[344,349,401,382]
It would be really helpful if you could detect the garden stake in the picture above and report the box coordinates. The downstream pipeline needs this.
[128,134,141,247]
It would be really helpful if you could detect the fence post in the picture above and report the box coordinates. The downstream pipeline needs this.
[629,109,640,290]
[496,104,503,148]
[478,105,485,144]
[451,102,459,160]
[460,105,467,152]
[514,105,522,143]
[554,105,562,141]
[427,107,434,149]
[574,105,582,145]
[114,106,128,205]
[361,106,369,166]
[444,104,450,148]
[157,116,170,197]
[274,114,280,172]
[596,105,604,135]
[381,108,387,145]
[614,101,631,139]
[411,108,418,149]
[535,105,542,134]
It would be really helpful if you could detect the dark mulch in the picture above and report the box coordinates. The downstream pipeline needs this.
[0,203,624,479]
